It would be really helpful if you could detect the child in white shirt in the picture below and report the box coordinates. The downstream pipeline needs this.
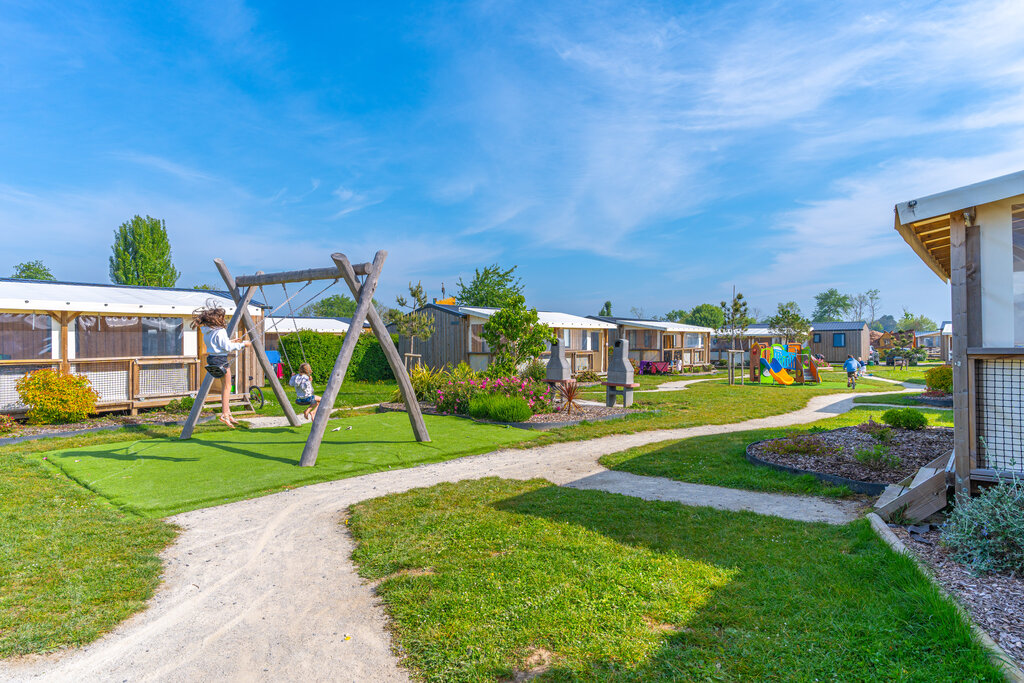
[289,362,321,420]
[192,305,251,428]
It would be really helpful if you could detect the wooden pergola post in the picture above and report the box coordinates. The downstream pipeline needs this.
[949,211,971,496]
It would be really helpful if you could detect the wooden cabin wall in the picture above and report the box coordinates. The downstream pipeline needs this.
[396,307,467,370]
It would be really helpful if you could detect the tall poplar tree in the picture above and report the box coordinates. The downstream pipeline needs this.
[109,215,180,287]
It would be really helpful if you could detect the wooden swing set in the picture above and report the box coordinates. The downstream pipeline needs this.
[179,250,429,466]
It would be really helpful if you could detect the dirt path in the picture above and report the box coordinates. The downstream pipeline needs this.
[1,389,899,682]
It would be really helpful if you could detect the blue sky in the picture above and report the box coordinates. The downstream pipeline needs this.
[4,0,1024,324]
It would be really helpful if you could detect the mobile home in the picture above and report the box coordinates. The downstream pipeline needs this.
[0,278,266,415]
[589,317,714,366]
[807,321,870,363]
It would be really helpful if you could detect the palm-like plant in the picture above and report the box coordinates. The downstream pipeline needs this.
[557,379,582,417]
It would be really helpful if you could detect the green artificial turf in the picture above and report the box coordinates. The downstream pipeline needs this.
[244,380,398,417]
[34,412,540,518]
[0,450,176,656]
[600,407,954,497]
[350,478,999,682]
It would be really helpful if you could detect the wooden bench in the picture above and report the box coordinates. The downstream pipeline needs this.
[602,381,640,408]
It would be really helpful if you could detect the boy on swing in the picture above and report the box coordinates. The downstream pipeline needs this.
[192,304,252,428]
[289,362,321,420]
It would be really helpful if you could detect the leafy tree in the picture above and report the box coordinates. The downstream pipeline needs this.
[877,314,898,332]
[665,309,687,322]
[719,290,754,350]
[896,308,937,332]
[456,264,523,308]
[810,288,852,322]
[193,283,215,290]
[598,301,612,316]
[480,294,556,375]
[629,305,647,319]
[767,301,811,344]
[11,260,55,280]
[686,303,725,329]
[865,289,881,323]
[301,294,357,318]
[385,282,435,358]
[109,215,180,287]
[869,321,884,332]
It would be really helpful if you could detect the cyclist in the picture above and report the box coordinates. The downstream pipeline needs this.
[843,354,860,389]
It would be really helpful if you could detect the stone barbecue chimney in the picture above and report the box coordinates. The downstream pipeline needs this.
[546,340,571,382]
[608,339,633,384]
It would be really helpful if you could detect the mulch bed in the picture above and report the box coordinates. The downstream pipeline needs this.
[891,525,1024,669]
[1,410,191,441]
[749,426,953,485]
[379,401,631,427]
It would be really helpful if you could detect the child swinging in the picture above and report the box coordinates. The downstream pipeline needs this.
[289,362,321,420]
[192,304,252,428]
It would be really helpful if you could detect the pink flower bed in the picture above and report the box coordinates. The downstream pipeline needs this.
[434,376,555,416]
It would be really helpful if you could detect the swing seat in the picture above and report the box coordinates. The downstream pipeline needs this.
[205,364,227,378]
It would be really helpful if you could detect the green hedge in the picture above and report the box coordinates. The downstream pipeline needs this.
[276,330,396,383]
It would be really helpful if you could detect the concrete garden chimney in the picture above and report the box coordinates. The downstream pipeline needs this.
[608,339,633,385]
[546,340,571,382]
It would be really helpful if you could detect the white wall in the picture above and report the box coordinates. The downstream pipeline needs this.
[977,198,1019,347]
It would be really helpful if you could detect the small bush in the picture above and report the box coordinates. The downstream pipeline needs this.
[574,369,601,383]
[0,414,17,435]
[520,359,547,382]
[467,394,532,423]
[164,396,195,414]
[857,417,893,443]
[16,369,99,425]
[854,444,901,469]
[763,435,840,458]
[882,407,928,430]
[924,365,953,394]
[942,478,1024,574]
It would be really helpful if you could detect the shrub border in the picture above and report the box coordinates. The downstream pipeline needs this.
[377,403,638,431]
[744,438,888,495]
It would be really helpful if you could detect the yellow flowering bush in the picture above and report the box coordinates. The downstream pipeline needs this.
[16,369,99,424]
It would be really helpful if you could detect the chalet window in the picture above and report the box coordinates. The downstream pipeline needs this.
[590,331,600,351]
[563,329,571,348]
[684,333,702,348]
[581,331,591,351]
[76,316,183,358]
[833,333,846,347]
[0,313,52,360]
[813,333,821,343]
[1013,204,1024,344]
[470,324,489,353]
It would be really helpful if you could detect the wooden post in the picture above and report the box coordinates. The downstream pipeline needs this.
[950,211,971,496]
[216,260,300,427]
[333,252,431,444]
[300,251,387,466]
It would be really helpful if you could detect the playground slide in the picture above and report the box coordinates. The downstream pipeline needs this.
[760,357,795,385]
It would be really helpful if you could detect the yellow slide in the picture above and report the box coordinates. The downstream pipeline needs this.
[760,357,795,385]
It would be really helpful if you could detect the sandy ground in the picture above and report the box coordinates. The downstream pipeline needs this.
[1,389,903,683]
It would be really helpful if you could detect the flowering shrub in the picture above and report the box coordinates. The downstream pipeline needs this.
[942,478,1024,574]
[434,376,554,416]
[0,414,18,435]
[16,369,99,425]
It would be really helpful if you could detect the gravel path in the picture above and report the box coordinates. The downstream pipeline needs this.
[0,389,891,682]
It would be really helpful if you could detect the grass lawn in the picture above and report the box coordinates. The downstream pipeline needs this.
[350,478,999,682]
[0,450,176,657]
[853,392,927,406]
[31,412,541,518]
[599,406,953,497]
[536,376,896,446]
[865,365,929,385]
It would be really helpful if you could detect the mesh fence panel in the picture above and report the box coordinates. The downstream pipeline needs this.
[139,363,191,397]
[975,358,1024,472]
[0,364,59,411]
[71,361,130,403]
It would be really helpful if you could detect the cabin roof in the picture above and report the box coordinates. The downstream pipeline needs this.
[265,316,368,334]
[894,169,1024,282]
[0,278,266,316]
[587,315,715,333]
[424,304,617,329]
[809,321,867,331]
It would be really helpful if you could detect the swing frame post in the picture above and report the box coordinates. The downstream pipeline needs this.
[332,252,430,443]
[299,250,386,467]
[180,278,259,439]
[215,259,302,430]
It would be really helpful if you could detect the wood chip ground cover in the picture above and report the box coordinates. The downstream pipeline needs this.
[892,526,1024,669]
[749,425,953,484]
[349,477,1000,681]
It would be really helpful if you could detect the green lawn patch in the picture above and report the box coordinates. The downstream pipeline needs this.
[0,451,176,656]
[867,366,930,384]
[599,407,953,497]
[350,478,999,681]
[33,412,540,518]
[240,380,397,417]
[853,392,926,406]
